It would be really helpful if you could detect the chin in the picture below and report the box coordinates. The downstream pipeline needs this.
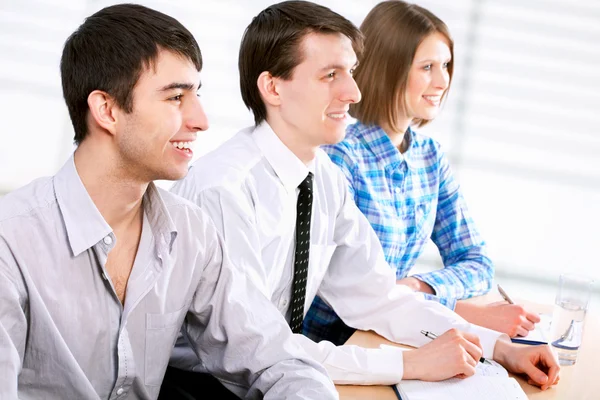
[324,129,346,145]
[156,167,188,182]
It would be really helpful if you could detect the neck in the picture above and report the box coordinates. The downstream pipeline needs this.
[74,141,147,230]
[381,117,412,153]
[265,118,317,165]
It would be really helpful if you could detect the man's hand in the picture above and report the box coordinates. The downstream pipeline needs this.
[403,329,483,381]
[455,301,541,337]
[493,340,560,390]
[396,277,435,295]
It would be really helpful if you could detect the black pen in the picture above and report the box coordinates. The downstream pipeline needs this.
[497,284,515,305]
[420,330,490,365]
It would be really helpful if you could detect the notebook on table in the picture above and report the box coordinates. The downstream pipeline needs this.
[393,359,527,400]
[511,313,552,345]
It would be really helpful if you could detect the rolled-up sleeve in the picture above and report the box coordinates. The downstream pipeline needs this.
[182,214,338,400]
[413,151,493,304]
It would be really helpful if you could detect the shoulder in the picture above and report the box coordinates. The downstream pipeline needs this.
[171,128,261,199]
[155,186,221,238]
[0,177,56,224]
[410,129,444,157]
[325,123,366,157]
[322,124,370,175]
[315,149,351,189]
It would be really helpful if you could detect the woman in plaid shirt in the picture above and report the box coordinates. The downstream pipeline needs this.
[304,0,540,345]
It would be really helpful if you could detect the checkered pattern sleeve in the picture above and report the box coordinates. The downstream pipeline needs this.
[411,150,494,305]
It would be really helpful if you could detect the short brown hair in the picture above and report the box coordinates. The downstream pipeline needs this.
[61,4,202,144]
[239,0,364,125]
[350,0,454,131]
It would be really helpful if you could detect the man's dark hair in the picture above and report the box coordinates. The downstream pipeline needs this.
[239,0,363,125]
[60,3,202,144]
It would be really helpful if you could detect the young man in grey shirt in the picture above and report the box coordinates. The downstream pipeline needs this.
[0,4,337,400]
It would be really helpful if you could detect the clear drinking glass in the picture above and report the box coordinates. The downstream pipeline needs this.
[549,273,594,365]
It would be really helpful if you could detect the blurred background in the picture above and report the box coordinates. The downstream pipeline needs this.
[1,0,599,306]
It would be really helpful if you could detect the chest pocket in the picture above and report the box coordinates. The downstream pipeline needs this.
[144,305,188,386]
[405,201,436,242]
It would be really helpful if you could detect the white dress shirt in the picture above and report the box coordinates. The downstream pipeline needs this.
[0,156,338,399]
[170,122,506,385]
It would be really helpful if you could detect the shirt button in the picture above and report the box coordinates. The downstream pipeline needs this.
[103,236,113,245]
[394,187,401,194]
[281,299,288,308]
[116,388,124,395]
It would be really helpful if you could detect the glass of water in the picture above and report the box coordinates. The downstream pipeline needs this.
[549,273,594,365]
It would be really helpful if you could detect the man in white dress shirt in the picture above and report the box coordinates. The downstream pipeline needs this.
[170,0,560,392]
[0,4,339,400]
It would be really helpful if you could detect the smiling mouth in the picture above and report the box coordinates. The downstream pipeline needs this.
[171,141,193,151]
[326,112,346,120]
[423,95,441,106]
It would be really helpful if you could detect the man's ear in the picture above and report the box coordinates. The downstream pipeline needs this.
[87,90,119,136]
[257,71,282,107]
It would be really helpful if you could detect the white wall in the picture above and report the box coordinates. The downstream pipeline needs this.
[1,0,599,292]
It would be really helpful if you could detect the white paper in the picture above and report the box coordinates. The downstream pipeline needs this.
[396,376,527,400]
[513,313,552,344]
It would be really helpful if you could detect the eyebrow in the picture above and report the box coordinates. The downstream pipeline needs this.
[319,61,359,72]
[414,58,452,63]
[158,81,202,92]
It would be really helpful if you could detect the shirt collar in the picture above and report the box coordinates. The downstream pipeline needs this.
[252,121,314,192]
[353,122,417,170]
[54,156,113,257]
[54,155,177,257]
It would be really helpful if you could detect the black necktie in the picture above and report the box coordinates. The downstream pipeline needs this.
[290,172,313,333]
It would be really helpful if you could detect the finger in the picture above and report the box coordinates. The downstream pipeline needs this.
[521,360,550,388]
[460,362,477,378]
[543,356,561,389]
[461,341,484,368]
[461,332,483,351]
[520,317,536,332]
[526,311,541,323]
[515,326,529,337]
[463,350,478,368]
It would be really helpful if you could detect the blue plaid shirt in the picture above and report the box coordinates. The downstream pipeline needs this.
[303,122,493,343]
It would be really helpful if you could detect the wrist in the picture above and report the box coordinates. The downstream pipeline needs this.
[455,302,483,324]
[401,349,419,380]
[492,335,511,363]
[403,277,435,294]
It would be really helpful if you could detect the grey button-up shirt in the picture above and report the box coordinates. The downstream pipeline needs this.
[0,157,338,400]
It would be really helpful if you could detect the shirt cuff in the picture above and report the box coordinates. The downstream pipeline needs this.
[412,272,454,300]
[464,323,510,359]
[324,344,407,385]
[423,293,457,311]
[295,334,406,385]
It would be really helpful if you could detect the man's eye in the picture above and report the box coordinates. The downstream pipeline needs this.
[423,64,432,71]
[327,72,336,79]
[170,94,183,101]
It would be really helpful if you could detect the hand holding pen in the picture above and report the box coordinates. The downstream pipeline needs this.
[421,330,491,365]
[402,328,487,381]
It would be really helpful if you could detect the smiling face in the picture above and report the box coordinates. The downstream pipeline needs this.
[405,32,452,122]
[272,32,361,151]
[114,49,208,182]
